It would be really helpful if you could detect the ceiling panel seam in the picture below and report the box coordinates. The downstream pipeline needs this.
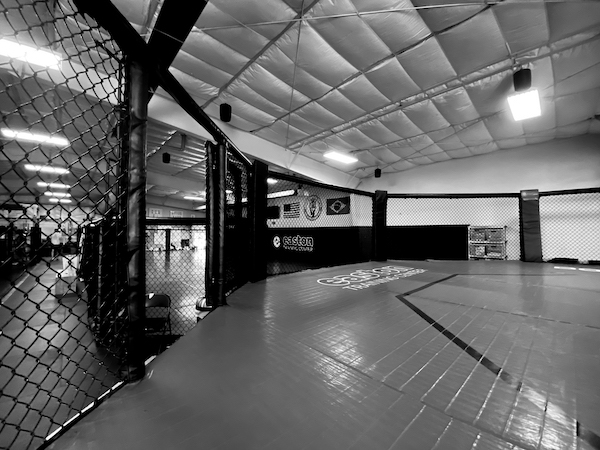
[252,1,502,138]
[285,32,600,150]
[201,0,323,110]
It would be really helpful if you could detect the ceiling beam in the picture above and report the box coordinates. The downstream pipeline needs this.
[147,0,209,98]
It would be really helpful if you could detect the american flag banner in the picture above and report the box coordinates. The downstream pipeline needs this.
[283,202,300,218]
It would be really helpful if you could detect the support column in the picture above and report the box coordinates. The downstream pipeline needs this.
[373,190,388,262]
[249,161,268,282]
[124,58,147,381]
[206,140,226,307]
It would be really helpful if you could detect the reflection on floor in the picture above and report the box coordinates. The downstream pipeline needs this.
[50,260,600,450]
[0,259,121,450]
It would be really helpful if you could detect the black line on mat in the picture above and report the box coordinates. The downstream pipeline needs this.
[402,274,458,296]
[396,293,600,449]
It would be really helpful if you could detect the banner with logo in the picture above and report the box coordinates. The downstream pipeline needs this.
[326,196,350,215]
[267,227,372,276]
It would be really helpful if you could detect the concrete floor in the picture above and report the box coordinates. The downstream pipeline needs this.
[47,260,600,450]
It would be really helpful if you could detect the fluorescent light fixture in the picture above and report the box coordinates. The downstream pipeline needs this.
[49,198,72,204]
[24,164,69,174]
[43,191,71,198]
[267,178,278,185]
[2,129,68,146]
[183,195,204,201]
[508,89,541,121]
[196,205,206,210]
[323,151,358,164]
[37,181,70,189]
[267,189,296,199]
[0,38,61,69]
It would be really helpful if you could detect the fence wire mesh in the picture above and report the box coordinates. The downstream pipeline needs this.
[0,1,131,448]
[146,221,206,336]
[539,189,600,263]
[266,174,373,276]
[224,148,250,295]
[386,196,521,260]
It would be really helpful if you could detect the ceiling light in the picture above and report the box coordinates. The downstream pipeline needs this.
[2,129,69,146]
[196,205,206,210]
[49,198,72,204]
[24,164,69,174]
[37,182,70,189]
[0,38,61,69]
[267,189,297,199]
[183,195,204,201]
[508,90,541,121]
[323,151,358,164]
[43,191,71,198]
[267,178,278,185]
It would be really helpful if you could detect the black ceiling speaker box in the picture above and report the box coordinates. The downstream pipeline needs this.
[374,168,382,178]
[513,68,531,92]
[220,103,232,122]
[162,152,170,164]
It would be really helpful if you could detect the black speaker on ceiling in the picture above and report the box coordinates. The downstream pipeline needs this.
[220,103,232,122]
[162,152,170,164]
[513,68,532,92]
[374,168,382,178]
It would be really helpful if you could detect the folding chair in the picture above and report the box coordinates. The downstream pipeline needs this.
[145,293,172,337]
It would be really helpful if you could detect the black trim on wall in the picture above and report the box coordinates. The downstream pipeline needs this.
[268,171,375,197]
[146,218,207,227]
[539,187,600,196]
[388,192,520,199]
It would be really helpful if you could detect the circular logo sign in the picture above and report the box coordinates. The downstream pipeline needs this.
[303,195,323,221]
[272,235,281,249]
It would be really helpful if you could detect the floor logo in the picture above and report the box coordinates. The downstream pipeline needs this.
[303,195,322,221]
[317,265,426,290]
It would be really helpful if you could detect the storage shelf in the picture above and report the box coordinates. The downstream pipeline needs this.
[468,226,507,260]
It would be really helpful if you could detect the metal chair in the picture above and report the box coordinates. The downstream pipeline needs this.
[145,293,172,337]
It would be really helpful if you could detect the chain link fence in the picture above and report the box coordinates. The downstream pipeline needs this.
[266,174,373,276]
[386,195,521,260]
[0,1,136,448]
[539,188,600,263]
[146,220,206,337]
[224,148,250,295]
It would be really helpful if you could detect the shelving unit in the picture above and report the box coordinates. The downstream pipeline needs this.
[468,226,507,260]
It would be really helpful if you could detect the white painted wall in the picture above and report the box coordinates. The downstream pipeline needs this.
[358,135,600,194]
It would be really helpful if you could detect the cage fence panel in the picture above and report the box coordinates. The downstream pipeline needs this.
[266,175,374,276]
[0,1,134,448]
[224,148,251,296]
[539,190,600,263]
[145,221,206,337]
[386,196,521,261]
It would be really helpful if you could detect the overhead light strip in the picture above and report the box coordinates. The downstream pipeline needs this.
[37,182,70,189]
[267,189,297,199]
[24,164,69,174]
[43,192,71,198]
[323,151,358,164]
[2,129,69,146]
[0,38,62,69]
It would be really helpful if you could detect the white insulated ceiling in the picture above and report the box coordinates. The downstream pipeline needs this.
[120,0,600,181]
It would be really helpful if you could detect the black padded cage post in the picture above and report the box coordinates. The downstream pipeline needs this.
[206,140,226,308]
[123,58,147,381]
[249,161,268,282]
[373,190,388,262]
